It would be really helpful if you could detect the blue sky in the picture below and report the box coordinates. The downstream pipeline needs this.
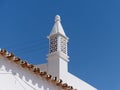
[0,0,120,90]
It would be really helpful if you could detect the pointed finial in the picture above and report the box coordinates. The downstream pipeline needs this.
[55,15,61,22]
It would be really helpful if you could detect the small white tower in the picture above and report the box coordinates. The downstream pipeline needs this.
[47,15,69,79]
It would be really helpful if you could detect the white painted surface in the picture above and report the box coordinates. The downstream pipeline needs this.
[0,57,60,90]
[47,52,68,78]
[0,15,97,90]
[46,15,97,90]
[36,63,47,72]
[47,15,69,79]
[62,73,97,90]
[49,15,66,37]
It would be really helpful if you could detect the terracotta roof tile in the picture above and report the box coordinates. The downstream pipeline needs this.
[0,49,77,90]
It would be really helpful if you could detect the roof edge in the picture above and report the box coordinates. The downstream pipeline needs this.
[0,48,77,90]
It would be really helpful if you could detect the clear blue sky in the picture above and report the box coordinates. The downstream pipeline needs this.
[0,0,120,90]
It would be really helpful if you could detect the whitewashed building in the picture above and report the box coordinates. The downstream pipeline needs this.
[0,15,97,90]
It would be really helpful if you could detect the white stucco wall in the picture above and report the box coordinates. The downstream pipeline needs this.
[0,57,60,90]
[38,62,97,90]
[44,15,97,90]
[0,54,97,90]
[61,73,97,90]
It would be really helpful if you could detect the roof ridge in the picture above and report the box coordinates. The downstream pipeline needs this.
[0,49,77,90]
